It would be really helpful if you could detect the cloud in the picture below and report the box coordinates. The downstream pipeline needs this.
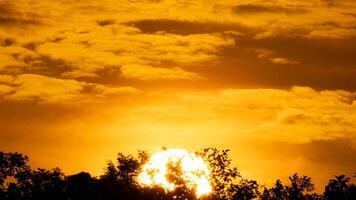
[88,84,139,96]
[0,74,14,83]
[232,4,307,15]
[174,86,356,142]
[297,137,356,167]
[0,74,138,103]
[276,108,309,124]
[4,74,86,102]
[0,0,42,26]
[0,45,39,73]
[128,19,249,35]
[218,34,356,90]
[0,37,16,46]
[320,0,356,7]
[246,136,356,168]
[96,19,116,27]
[0,84,13,95]
[271,57,299,65]
[237,136,356,190]
[31,26,233,80]
[120,64,204,81]
[0,0,355,91]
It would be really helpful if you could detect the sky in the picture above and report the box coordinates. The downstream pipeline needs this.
[0,0,356,191]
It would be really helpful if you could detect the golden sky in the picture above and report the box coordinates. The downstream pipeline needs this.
[1,0,356,191]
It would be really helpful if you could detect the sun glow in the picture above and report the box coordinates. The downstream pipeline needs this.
[138,149,212,198]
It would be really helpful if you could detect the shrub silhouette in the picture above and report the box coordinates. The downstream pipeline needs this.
[0,150,355,200]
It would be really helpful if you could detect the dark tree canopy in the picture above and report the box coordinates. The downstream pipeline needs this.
[324,175,356,200]
[0,150,355,200]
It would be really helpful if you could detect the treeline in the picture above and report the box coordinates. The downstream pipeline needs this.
[1,148,355,200]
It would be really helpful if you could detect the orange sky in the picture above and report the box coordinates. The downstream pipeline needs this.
[0,0,356,191]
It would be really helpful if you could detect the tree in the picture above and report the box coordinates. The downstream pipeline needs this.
[98,151,150,200]
[286,174,316,200]
[2,149,356,200]
[260,180,286,200]
[260,174,321,200]
[116,153,140,185]
[324,175,356,200]
[0,151,67,200]
[0,152,30,188]
[0,152,31,200]
[199,148,240,200]
[100,161,119,182]
[230,179,260,200]
[100,151,148,184]
[26,168,65,200]
[165,159,196,200]
[66,172,97,200]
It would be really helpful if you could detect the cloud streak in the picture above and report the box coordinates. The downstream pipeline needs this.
[0,74,138,103]
[120,64,204,81]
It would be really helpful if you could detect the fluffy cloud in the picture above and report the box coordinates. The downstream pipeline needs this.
[120,64,203,80]
[5,74,86,102]
[0,74,138,103]
[0,0,42,26]
[0,47,29,72]
[0,84,12,95]
[0,0,356,90]
[142,86,356,143]
[23,24,233,79]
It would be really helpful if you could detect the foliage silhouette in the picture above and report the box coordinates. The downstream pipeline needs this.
[324,175,356,200]
[165,160,196,200]
[0,150,355,200]
[199,148,239,200]
[260,174,322,200]
[230,179,260,200]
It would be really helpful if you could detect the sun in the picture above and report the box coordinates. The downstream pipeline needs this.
[137,148,212,198]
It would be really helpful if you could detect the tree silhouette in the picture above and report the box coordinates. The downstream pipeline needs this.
[1,150,356,200]
[116,153,140,185]
[260,174,321,200]
[230,179,260,200]
[0,152,31,200]
[100,161,119,182]
[0,152,66,200]
[27,168,65,200]
[324,175,356,200]
[66,172,97,200]
[261,179,285,200]
[199,148,239,200]
[0,152,30,187]
[99,151,144,200]
[165,159,196,200]
[286,174,318,200]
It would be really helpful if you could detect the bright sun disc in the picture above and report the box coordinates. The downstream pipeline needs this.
[138,149,212,198]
